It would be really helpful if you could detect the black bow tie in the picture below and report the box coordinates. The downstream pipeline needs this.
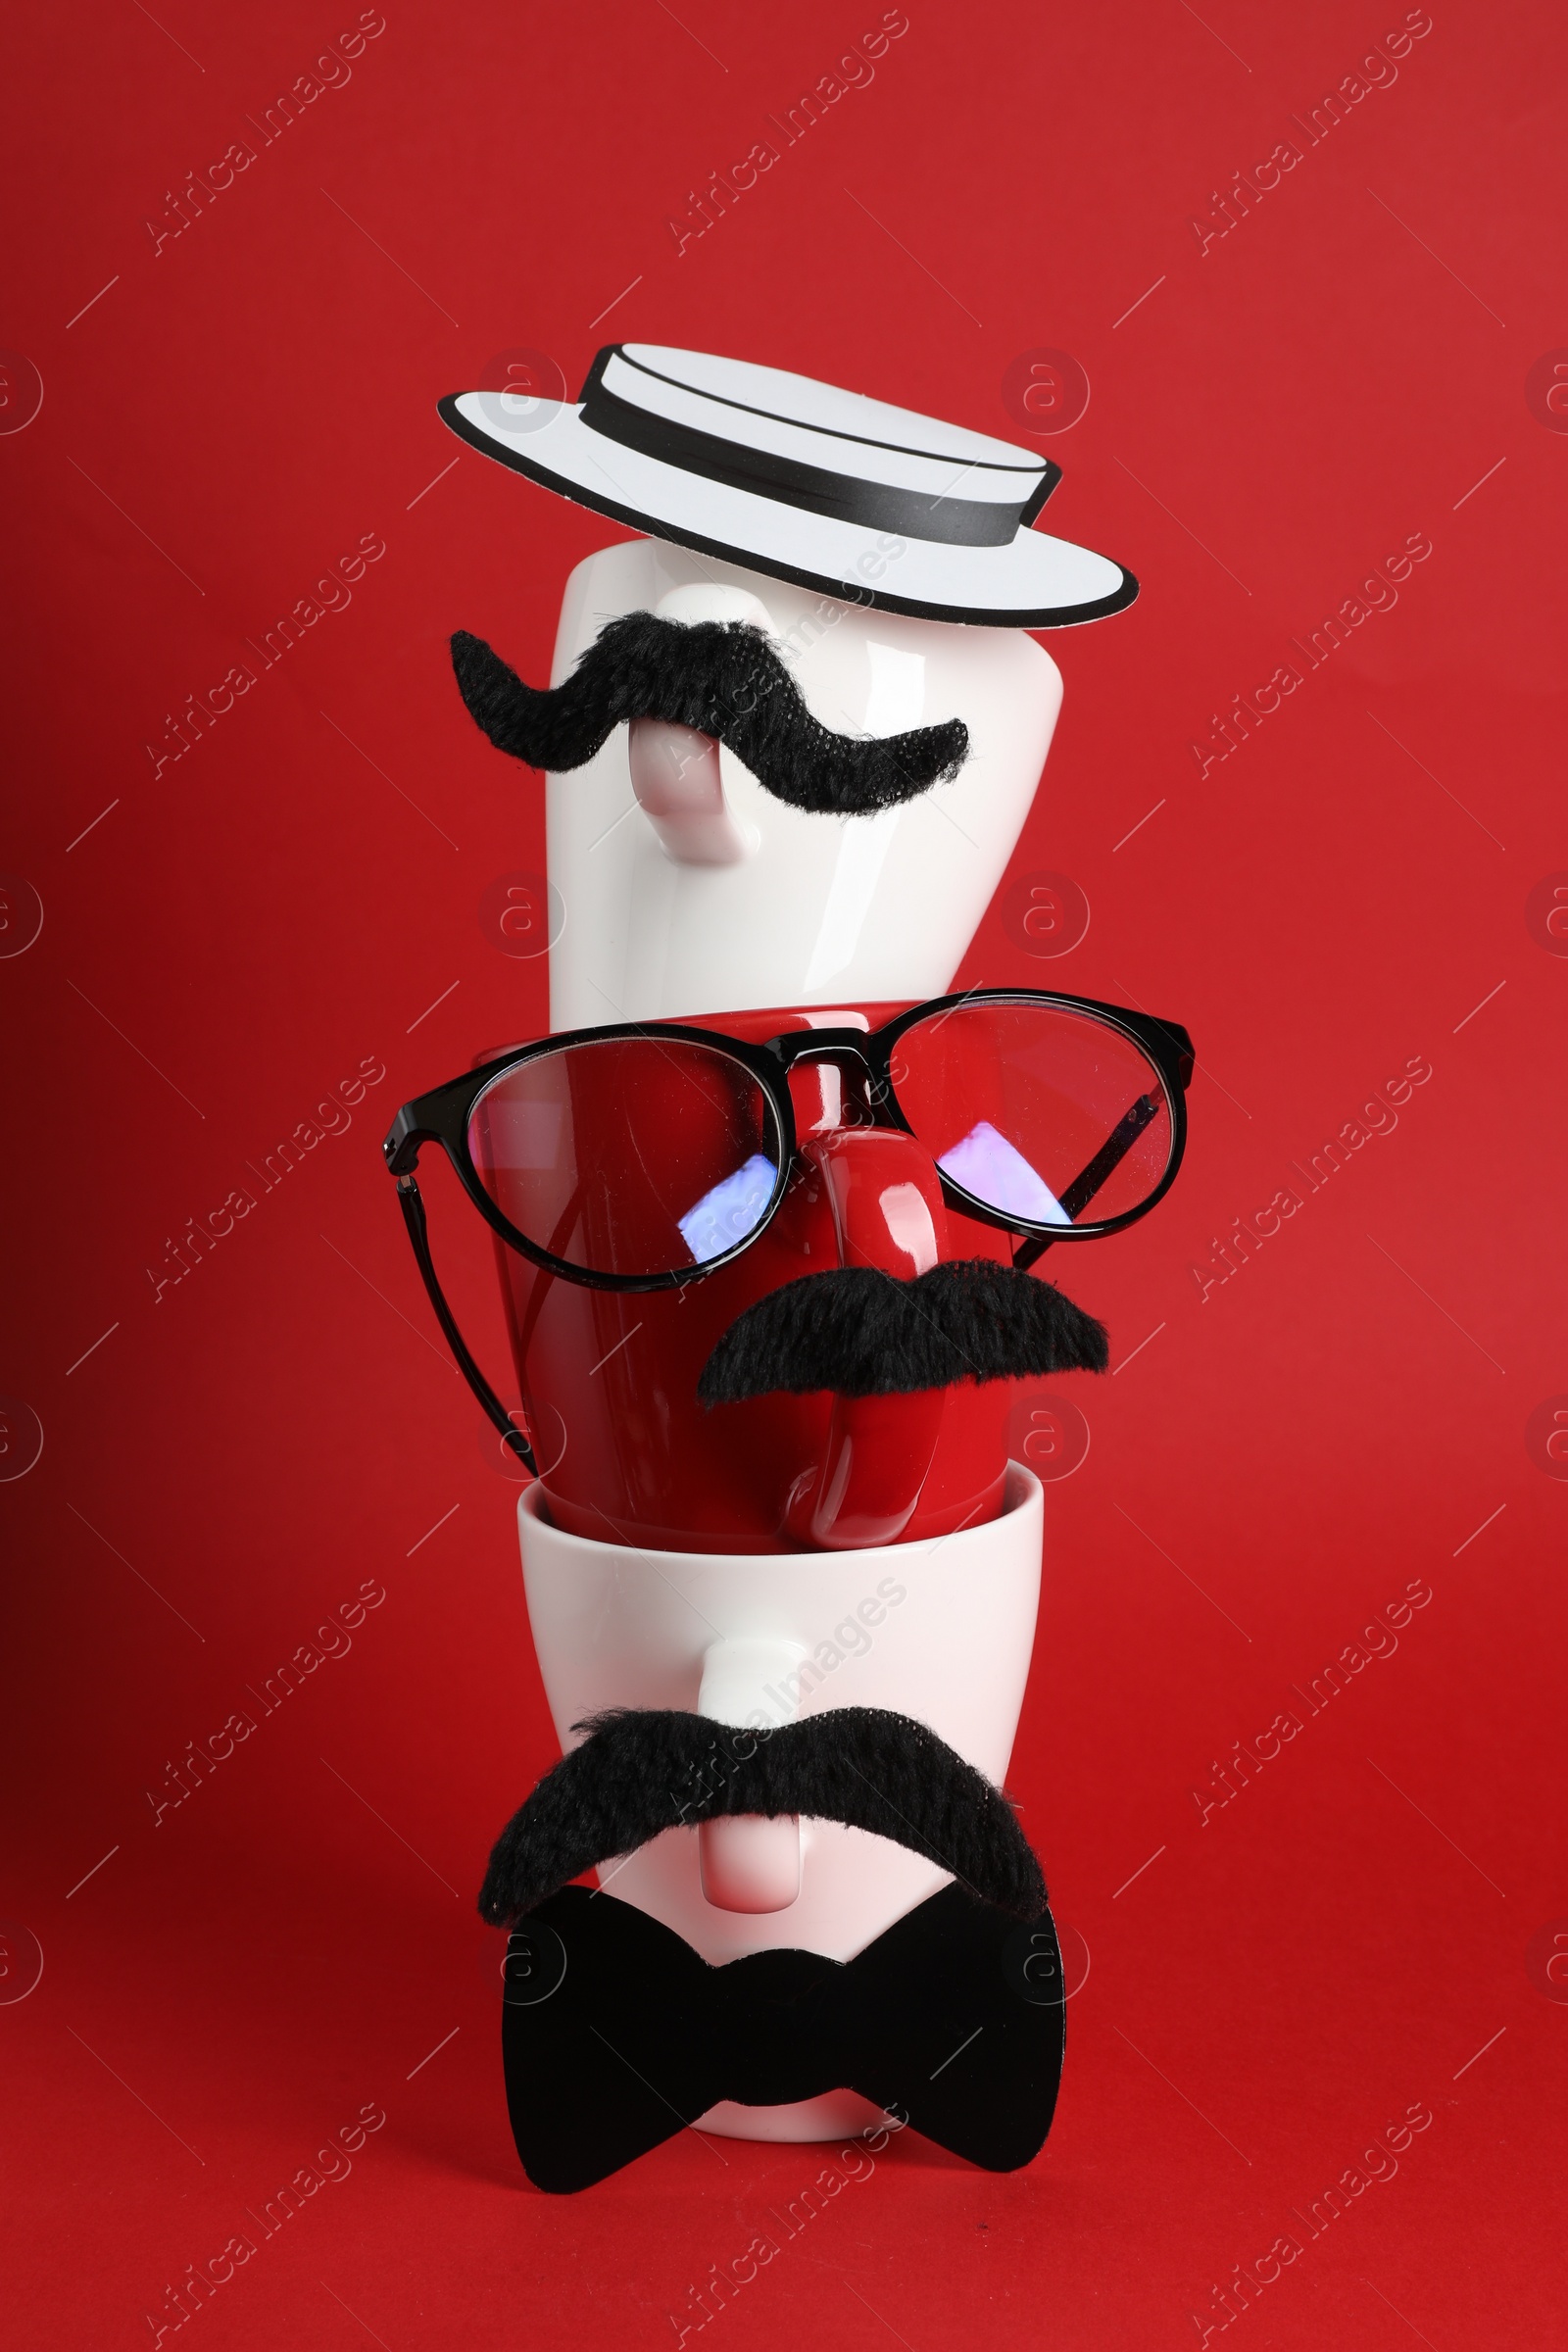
[500,1880,1067,2192]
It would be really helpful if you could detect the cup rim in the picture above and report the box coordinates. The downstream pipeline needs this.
[518,1457,1042,1569]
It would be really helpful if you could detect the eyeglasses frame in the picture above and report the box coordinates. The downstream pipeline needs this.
[383,987,1193,1473]
[385,983,1191,1279]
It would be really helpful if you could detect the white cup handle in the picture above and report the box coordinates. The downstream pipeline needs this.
[627,583,772,869]
[627,719,758,868]
[696,1637,806,1913]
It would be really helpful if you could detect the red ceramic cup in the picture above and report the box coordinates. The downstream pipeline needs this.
[477,1005,1020,1554]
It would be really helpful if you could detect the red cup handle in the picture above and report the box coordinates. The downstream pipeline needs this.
[783,1130,952,1549]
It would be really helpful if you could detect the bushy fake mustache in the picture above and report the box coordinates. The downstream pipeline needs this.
[450,612,970,815]
[478,1705,1047,1926]
[698,1259,1109,1404]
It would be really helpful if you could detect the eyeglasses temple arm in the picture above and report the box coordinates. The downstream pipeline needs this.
[396,1174,538,1474]
[1012,1091,1162,1274]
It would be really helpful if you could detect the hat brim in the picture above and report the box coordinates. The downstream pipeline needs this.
[439,393,1138,630]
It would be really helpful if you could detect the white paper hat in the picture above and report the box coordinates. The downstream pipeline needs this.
[439,343,1136,629]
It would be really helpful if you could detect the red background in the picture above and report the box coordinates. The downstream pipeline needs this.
[4,0,1565,2343]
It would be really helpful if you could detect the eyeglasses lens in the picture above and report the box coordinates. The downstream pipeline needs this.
[893,1001,1174,1229]
[467,1037,780,1279]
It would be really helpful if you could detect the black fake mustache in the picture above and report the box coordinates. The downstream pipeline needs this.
[478,1705,1047,1926]
[698,1259,1108,1405]
[450,612,969,815]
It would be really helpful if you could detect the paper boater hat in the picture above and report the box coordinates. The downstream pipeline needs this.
[438,343,1136,629]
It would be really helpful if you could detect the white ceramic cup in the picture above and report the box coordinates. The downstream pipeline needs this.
[541,540,1062,1030]
[517,1460,1043,2141]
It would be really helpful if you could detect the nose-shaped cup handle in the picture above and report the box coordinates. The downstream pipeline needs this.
[628,583,772,868]
[699,1812,802,1912]
[696,1636,805,1913]
[628,719,758,867]
[783,1130,951,1550]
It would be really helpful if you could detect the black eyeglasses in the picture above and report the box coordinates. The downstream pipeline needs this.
[383,988,1194,1470]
